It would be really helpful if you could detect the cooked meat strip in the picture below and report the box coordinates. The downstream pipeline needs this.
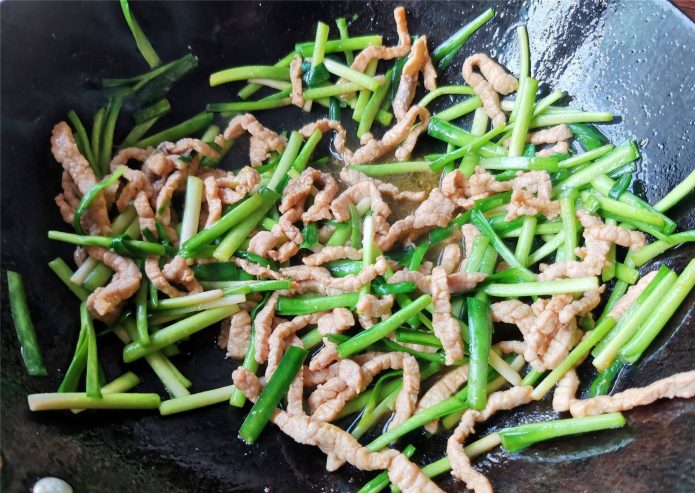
[331,181,392,235]
[462,54,518,127]
[224,310,252,360]
[608,270,658,320]
[393,36,437,121]
[541,318,580,371]
[356,294,395,319]
[85,247,141,321]
[203,174,223,227]
[416,365,469,433]
[159,138,219,160]
[254,291,281,364]
[432,267,465,365]
[503,124,572,148]
[439,243,462,274]
[232,257,284,280]
[352,106,431,164]
[350,6,411,74]
[303,246,363,266]
[447,386,533,493]
[582,222,647,252]
[51,122,111,235]
[55,171,80,224]
[155,171,184,226]
[266,313,325,378]
[536,140,570,157]
[538,210,641,280]
[389,269,487,294]
[558,286,605,324]
[304,363,341,387]
[222,114,287,166]
[309,308,356,371]
[552,368,580,412]
[491,300,535,339]
[290,54,305,108]
[339,167,426,202]
[377,188,455,251]
[286,342,306,416]
[132,191,157,235]
[525,294,573,371]
[506,171,560,221]
[309,359,365,422]
[468,166,515,197]
[388,453,446,493]
[299,119,351,158]
[570,370,695,417]
[146,256,188,298]
[162,256,202,294]
[281,168,339,222]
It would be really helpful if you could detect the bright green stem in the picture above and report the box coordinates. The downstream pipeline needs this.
[560,190,579,261]
[238,346,307,444]
[348,162,432,176]
[552,141,639,195]
[179,176,204,244]
[28,392,161,411]
[527,232,565,265]
[337,295,432,358]
[7,271,47,376]
[631,231,695,267]
[467,297,492,410]
[435,97,482,121]
[210,66,290,86]
[120,0,161,68]
[276,292,360,316]
[559,144,614,169]
[323,58,382,91]
[589,360,624,397]
[498,413,626,452]
[208,98,292,113]
[592,267,675,371]
[507,78,538,156]
[514,216,537,267]
[619,259,695,363]
[530,111,613,128]
[417,85,476,108]
[654,169,695,212]
[135,111,214,148]
[160,385,235,415]
[295,35,383,57]
[484,276,598,298]
[123,306,238,362]
[358,69,392,138]
[48,258,90,300]
[432,8,495,69]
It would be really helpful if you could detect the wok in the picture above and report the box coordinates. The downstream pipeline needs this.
[1,1,694,491]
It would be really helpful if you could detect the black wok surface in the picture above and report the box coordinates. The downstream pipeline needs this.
[2,1,694,492]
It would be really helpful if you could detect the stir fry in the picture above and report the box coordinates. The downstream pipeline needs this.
[8,2,695,492]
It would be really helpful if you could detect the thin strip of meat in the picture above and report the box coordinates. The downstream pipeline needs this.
[350,106,431,165]
[146,256,187,298]
[85,246,141,321]
[388,453,446,493]
[377,188,455,251]
[394,120,429,162]
[552,368,580,412]
[55,171,80,224]
[447,386,533,493]
[304,363,341,387]
[290,54,304,108]
[162,255,203,294]
[233,257,284,280]
[133,191,156,235]
[203,175,223,227]
[253,291,281,364]
[302,246,363,266]
[159,138,220,160]
[462,54,519,127]
[529,124,573,145]
[570,370,695,417]
[331,181,392,235]
[536,141,570,157]
[309,308,356,371]
[389,269,487,294]
[416,365,469,433]
[506,171,560,221]
[155,171,184,226]
[339,167,426,202]
[558,286,605,324]
[538,210,642,280]
[222,113,287,166]
[525,294,573,371]
[432,267,465,365]
[458,223,481,272]
[266,312,325,379]
[225,310,252,360]
[350,6,411,74]
[298,119,351,160]
[51,122,111,235]
[393,36,437,121]
[281,168,339,222]
[608,270,658,320]
[439,243,462,274]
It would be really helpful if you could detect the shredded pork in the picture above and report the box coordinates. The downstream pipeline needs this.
[462,54,519,127]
